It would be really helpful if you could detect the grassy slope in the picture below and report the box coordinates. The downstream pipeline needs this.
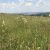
[0,14,50,50]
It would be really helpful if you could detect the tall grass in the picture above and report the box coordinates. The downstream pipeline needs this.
[0,14,50,50]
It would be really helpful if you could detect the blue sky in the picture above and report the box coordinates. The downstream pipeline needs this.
[0,0,50,13]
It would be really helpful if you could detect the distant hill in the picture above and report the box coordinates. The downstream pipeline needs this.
[21,12,50,16]
[0,12,50,16]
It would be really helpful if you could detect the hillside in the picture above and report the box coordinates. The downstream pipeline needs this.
[0,14,50,50]
[19,12,50,16]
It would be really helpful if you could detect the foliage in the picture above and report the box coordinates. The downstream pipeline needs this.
[0,14,50,50]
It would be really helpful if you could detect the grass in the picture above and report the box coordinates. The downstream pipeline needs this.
[0,14,50,50]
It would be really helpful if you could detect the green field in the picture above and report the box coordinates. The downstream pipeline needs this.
[0,14,50,50]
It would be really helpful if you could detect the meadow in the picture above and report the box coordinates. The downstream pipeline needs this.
[0,14,50,50]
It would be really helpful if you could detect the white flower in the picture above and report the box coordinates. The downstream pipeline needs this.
[37,47,40,50]
[20,44,22,48]
[22,18,28,23]
[2,20,5,25]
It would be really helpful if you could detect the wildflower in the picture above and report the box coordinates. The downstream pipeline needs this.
[16,17,19,20]
[37,47,40,50]
[20,44,22,48]
[22,18,28,23]
[2,20,5,25]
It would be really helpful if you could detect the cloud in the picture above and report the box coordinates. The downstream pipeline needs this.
[35,0,50,7]
[0,2,17,9]
[35,0,42,7]
[24,2,33,6]
[32,0,50,12]
[0,0,50,13]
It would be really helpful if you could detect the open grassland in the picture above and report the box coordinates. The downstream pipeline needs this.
[0,14,50,50]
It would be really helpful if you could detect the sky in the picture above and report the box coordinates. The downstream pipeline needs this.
[0,0,50,13]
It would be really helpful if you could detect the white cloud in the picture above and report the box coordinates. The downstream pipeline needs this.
[24,2,33,6]
[35,0,42,7]
[0,2,17,9]
[35,0,50,7]
[0,0,50,13]
[19,0,24,2]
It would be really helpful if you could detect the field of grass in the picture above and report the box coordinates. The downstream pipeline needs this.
[0,14,50,50]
